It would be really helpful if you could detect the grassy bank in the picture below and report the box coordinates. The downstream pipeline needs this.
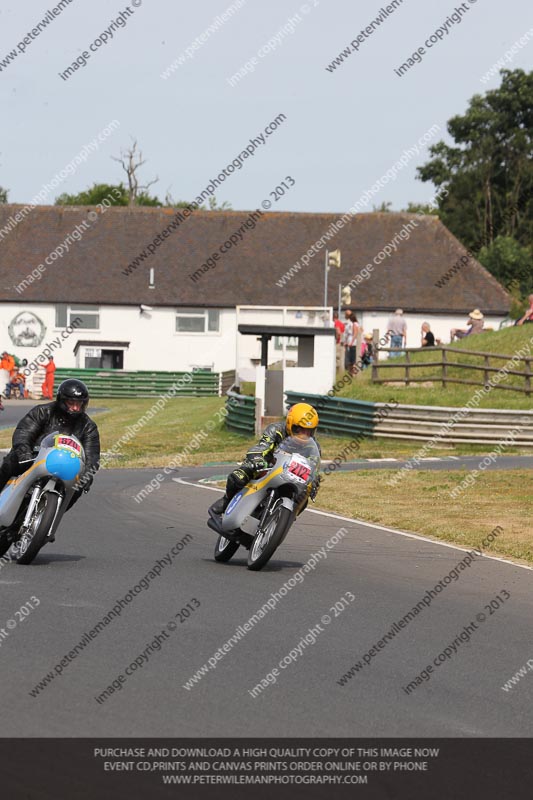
[336,324,533,409]
[316,469,533,564]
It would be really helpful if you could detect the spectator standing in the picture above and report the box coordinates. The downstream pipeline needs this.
[342,311,355,373]
[333,311,345,343]
[421,322,435,347]
[333,311,345,372]
[41,356,56,399]
[387,309,407,357]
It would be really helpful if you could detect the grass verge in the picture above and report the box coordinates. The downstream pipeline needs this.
[315,469,533,564]
[0,398,528,465]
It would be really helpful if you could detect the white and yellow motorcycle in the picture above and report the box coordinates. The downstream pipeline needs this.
[207,435,320,571]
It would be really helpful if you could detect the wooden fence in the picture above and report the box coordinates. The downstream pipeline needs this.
[371,346,533,396]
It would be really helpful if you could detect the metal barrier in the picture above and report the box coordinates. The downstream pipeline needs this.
[54,368,219,398]
[285,391,533,446]
[225,392,256,435]
[219,370,237,395]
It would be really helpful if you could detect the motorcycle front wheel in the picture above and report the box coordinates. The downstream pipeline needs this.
[247,501,292,571]
[214,535,240,563]
[12,492,60,565]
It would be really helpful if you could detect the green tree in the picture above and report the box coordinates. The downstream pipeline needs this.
[417,69,533,255]
[402,201,440,216]
[55,183,129,205]
[207,195,232,211]
[372,201,393,212]
[0,186,7,203]
[478,236,532,296]
[164,191,232,210]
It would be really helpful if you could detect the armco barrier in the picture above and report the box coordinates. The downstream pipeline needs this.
[285,391,533,446]
[225,391,256,435]
[54,368,218,398]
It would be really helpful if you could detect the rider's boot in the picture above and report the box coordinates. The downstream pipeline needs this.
[209,495,230,516]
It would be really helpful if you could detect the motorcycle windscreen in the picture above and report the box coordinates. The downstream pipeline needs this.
[278,436,320,478]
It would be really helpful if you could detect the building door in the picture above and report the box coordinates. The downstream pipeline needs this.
[101,350,123,369]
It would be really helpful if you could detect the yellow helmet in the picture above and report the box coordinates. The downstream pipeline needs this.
[286,403,319,436]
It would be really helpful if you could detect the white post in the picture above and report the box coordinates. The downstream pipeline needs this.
[282,306,286,370]
[324,250,328,309]
[235,306,240,385]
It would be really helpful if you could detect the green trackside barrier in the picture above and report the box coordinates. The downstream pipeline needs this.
[54,368,219,398]
[285,391,379,437]
[225,391,256,435]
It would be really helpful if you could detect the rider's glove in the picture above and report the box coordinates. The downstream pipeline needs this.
[309,477,320,501]
[77,473,93,493]
[15,447,33,466]
[247,454,270,473]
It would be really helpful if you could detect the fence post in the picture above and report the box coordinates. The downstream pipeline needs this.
[525,358,532,397]
[405,350,411,386]
[484,354,491,387]
[442,348,447,389]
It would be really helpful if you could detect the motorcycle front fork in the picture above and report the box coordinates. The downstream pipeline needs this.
[21,485,43,531]
[257,490,276,531]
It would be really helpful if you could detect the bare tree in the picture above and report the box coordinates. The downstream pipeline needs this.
[112,140,158,206]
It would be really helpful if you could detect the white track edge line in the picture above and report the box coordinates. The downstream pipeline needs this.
[173,478,533,572]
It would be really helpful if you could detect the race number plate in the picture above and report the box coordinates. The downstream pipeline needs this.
[287,454,311,483]
[55,435,81,454]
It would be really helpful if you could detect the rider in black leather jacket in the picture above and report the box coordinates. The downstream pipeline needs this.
[0,379,100,507]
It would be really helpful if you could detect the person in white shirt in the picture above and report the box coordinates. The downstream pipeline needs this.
[387,309,407,357]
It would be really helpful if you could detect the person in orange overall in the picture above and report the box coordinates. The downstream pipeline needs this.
[1,351,15,400]
[41,356,56,400]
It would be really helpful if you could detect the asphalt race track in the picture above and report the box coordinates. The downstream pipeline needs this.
[1,468,532,737]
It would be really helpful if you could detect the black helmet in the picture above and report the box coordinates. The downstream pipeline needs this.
[56,379,89,416]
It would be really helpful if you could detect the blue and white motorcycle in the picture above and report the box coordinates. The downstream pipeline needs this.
[0,432,84,565]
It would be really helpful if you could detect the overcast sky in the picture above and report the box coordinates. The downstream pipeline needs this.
[1,0,531,214]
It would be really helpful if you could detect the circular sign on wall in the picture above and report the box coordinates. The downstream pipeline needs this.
[8,311,46,347]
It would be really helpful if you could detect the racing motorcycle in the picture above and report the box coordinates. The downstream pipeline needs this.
[207,435,320,571]
[0,432,84,565]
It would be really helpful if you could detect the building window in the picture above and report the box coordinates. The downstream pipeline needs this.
[175,308,219,333]
[56,304,99,329]
[84,348,124,369]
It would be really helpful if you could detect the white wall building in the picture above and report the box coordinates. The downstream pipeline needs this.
[0,206,510,387]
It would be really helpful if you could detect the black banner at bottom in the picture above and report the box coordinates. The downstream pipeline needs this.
[1,738,531,799]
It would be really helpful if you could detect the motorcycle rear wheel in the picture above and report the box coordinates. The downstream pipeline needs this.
[214,535,240,563]
[247,502,292,571]
[11,492,60,565]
